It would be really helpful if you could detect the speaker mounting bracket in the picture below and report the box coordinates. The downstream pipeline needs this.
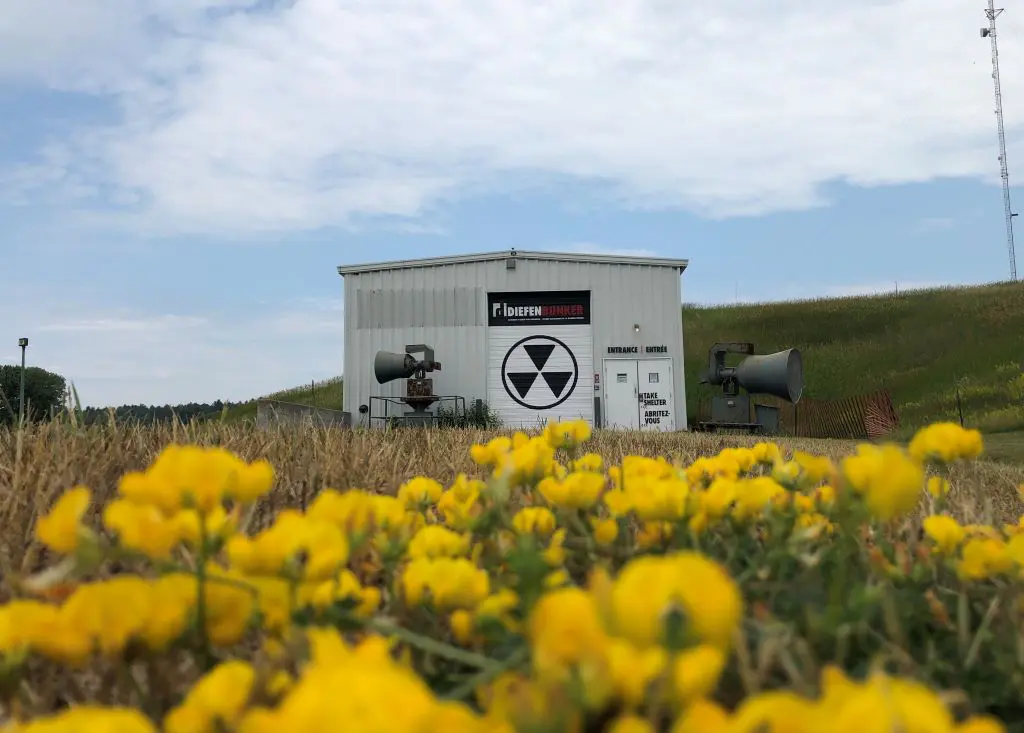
[702,342,755,387]
[404,344,442,378]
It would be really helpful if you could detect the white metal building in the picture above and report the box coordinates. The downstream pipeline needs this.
[337,249,690,431]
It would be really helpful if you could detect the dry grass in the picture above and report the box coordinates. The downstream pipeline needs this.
[2,421,1024,722]
[3,421,1023,582]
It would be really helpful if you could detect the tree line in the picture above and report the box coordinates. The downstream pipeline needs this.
[0,365,245,427]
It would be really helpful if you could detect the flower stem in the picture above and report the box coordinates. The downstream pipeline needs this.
[366,617,500,671]
[442,645,529,701]
[195,518,213,671]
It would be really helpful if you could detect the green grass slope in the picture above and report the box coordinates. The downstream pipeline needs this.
[224,376,344,422]
[231,282,1024,437]
[683,280,1024,437]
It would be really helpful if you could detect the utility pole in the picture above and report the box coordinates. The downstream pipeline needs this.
[17,337,28,425]
[981,2,1018,281]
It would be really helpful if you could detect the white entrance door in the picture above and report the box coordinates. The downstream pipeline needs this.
[603,360,639,429]
[602,358,675,431]
[638,358,675,432]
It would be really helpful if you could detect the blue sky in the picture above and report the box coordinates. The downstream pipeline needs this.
[0,0,1021,407]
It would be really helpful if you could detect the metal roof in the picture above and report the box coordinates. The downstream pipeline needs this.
[337,249,689,276]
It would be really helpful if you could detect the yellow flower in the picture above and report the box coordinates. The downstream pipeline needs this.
[672,644,726,704]
[908,422,984,463]
[591,517,619,546]
[437,475,484,530]
[605,638,666,709]
[699,478,737,520]
[790,451,836,486]
[266,671,293,698]
[469,436,513,467]
[511,507,558,537]
[537,471,605,509]
[238,629,479,733]
[542,529,567,566]
[922,515,966,556]
[400,557,490,611]
[825,672,956,733]
[671,699,729,733]
[527,587,610,692]
[475,671,563,733]
[397,477,445,507]
[603,489,633,517]
[138,574,196,652]
[1007,533,1024,568]
[449,610,475,645]
[306,488,376,537]
[841,444,924,522]
[927,476,951,498]
[793,494,815,513]
[608,552,742,651]
[544,569,571,589]
[202,564,257,647]
[17,602,92,668]
[728,690,818,733]
[771,460,801,487]
[9,707,157,733]
[955,716,1008,733]
[606,714,656,733]
[751,442,783,465]
[164,661,255,733]
[52,577,152,659]
[226,511,350,582]
[814,483,836,507]
[543,419,592,449]
[958,537,1015,581]
[636,521,674,549]
[102,499,186,561]
[301,569,381,619]
[0,599,60,659]
[230,459,276,503]
[476,588,521,632]
[794,512,833,539]
[731,477,786,522]
[572,453,604,472]
[407,525,471,559]
[35,486,92,555]
[118,444,269,515]
[621,475,689,522]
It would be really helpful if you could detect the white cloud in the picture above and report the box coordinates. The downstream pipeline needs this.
[0,287,344,407]
[38,315,208,333]
[2,0,1021,234]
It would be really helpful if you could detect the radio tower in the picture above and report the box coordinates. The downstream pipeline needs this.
[981,2,1018,281]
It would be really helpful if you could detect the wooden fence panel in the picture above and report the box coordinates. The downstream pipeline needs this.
[695,389,899,440]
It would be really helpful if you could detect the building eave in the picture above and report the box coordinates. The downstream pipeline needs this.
[337,249,689,276]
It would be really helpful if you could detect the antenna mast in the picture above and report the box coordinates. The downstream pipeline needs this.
[981,2,1017,281]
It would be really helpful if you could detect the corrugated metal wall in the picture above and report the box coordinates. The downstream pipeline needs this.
[342,258,687,430]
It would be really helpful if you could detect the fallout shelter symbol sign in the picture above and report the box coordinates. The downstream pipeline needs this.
[501,335,579,410]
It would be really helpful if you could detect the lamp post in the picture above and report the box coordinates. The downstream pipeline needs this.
[18,338,28,425]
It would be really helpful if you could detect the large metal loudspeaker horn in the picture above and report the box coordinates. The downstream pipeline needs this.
[697,342,804,434]
[374,351,420,384]
[370,344,443,426]
[734,349,803,403]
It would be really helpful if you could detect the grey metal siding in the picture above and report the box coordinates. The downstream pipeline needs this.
[342,258,687,430]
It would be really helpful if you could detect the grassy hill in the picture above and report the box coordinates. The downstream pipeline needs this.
[224,376,344,421]
[234,281,1024,439]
